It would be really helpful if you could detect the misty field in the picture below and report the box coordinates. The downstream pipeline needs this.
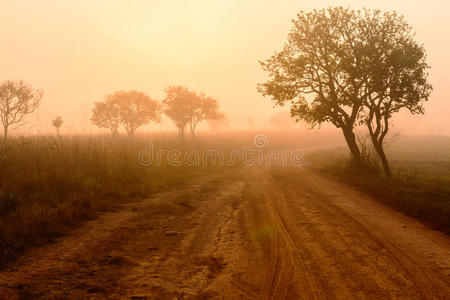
[0,132,449,298]
[305,135,450,232]
[0,134,226,264]
[1,132,448,268]
[1,1,450,298]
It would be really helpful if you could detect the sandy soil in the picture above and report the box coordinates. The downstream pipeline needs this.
[0,166,448,299]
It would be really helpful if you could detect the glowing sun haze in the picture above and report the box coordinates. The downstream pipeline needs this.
[0,0,449,134]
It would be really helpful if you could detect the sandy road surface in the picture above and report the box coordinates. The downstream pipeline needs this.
[0,166,449,299]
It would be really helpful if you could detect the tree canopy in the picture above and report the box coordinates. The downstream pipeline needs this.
[163,86,224,138]
[91,90,161,136]
[258,7,431,173]
[359,10,432,176]
[52,116,63,134]
[91,99,121,135]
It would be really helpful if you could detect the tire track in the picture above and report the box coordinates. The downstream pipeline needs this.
[299,172,449,299]
[270,167,450,299]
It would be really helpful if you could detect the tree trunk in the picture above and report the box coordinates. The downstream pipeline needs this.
[190,121,198,139]
[341,126,362,165]
[111,127,118,137]
[178,126,185,140]
[126,127,135,137]
[373,142,392,178]
[3,125,7,139]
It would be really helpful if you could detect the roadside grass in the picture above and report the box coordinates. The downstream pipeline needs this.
[305,136,450,234]
[0,134,225,266]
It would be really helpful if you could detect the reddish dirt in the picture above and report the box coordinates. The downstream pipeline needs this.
[0,166,449,299]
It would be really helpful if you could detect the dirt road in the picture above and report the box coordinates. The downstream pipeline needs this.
[0,166,449,299]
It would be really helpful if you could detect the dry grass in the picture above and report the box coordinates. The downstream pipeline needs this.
[305,136,450,233]
[0,134,217,265]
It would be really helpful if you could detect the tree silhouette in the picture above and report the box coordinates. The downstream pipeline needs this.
[113,91,161,137]
[259,7,379,165]
[163,86,193,139]
[258,7,431,173]
[0,80,42,138]
[91,90,161,137]
[360,10,432,177]
[91,100,120,136]
[189,95,224,137]
[163,86,224,139]
[52,116,63,135]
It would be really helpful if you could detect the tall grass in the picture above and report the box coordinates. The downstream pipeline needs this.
[0,134,209,265]
[305,137,450,233]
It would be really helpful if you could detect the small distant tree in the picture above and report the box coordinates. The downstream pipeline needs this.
[163,86,197,139]
[91,100,120,136]
[189,95,224,137]
[113,91,161,137]
[52,116,63,134]
[91,91,161,137]
[0,80,43,138]
[164,86,224,139]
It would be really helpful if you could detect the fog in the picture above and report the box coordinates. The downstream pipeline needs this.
[0,0,449,135]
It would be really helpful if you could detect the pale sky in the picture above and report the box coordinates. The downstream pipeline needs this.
[0,0,449,135]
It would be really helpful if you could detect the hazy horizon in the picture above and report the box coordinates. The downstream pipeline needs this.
[1,0,449,135]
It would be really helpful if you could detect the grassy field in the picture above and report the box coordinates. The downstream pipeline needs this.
[0,134,227,265]
[0,129,337,265]
[305,135,450,233]
[1,131,448,266]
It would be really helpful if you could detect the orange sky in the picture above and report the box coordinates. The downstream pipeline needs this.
[0,0,449,135]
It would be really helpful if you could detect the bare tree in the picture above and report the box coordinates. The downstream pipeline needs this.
[52,116,63,135]
[0,80,43,138]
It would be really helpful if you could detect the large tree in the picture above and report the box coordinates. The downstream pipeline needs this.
[91,90,161,137]
[0,80,42,138]
[258,7,381,165]
[357,10,432,177]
